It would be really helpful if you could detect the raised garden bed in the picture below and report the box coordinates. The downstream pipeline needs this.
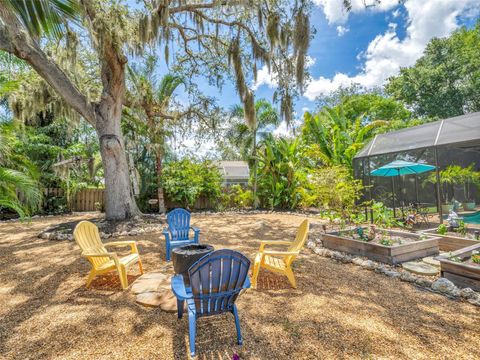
[439,243,480,291]
[321,228,440,265]
[423,227,480,252]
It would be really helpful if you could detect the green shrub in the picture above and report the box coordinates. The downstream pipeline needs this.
[456,220,467,236]
[162,160,222,208]
[302,166,363,215]
[437,223,447,235]
[217,185,253,210]
[256,136,306,209]
[371,201,398,228]
[231,185,253,208]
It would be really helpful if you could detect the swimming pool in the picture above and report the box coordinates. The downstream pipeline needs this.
[463,211,480,225]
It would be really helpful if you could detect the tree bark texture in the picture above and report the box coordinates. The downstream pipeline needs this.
[0,3,140,220]
[155,148,166,214]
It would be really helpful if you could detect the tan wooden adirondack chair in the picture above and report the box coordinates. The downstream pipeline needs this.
[73,221,143,289]
[251,219,309,289]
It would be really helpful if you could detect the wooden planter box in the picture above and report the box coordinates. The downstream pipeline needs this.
[439,243,480,291]
[423,228,480,252]
[321,229,440,265]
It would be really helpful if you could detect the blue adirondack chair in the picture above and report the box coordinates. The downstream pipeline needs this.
[171,249,251,357]
[163,208,200,261]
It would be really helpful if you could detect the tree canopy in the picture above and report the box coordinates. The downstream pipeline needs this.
[0,0,316,219]
[386,22,480,119]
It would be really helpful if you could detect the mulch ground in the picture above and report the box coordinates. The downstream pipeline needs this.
[0,213,479,360]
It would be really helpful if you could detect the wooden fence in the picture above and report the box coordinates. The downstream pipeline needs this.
[43,188,105,212]
[43,188,215,212]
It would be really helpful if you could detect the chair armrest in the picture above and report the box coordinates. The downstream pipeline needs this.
[259,240,292,251]
[104,241,138,253]
[261,250,299,256]
[162,229,171,241]
[191,227,200,242]
[82,251,117,259]
[243,276,251,289]
[171,274,192,300]
[105,241,135,246]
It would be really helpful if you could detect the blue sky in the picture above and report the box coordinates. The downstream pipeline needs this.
[125,0,479,154]
[164,0,479,137]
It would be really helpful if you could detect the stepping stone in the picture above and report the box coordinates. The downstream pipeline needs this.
[132,271,182,312]
[131,273,170,294]
[422,256,440,267]
[135,289,179,313]
[136,291,165,307]
[159,292,179,313]
[140,271,169,280]
[402,261,439,276]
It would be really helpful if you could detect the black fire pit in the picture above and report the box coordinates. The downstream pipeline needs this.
[172,244,214,285]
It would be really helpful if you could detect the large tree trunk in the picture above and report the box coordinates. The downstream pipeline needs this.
[96,106,140,220]
[0,2,140,220]
[155,148,166,214]
[252,129,259,209]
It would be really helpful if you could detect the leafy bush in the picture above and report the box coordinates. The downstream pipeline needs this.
[256,136,306,209]
[472,251,480,264]
[371,201,398,228]
[456,220,467,236]
[379,237,393,246]
[219,184,253,210]
[437,223,447,235]
[302,166,363,216]
[162,160,222,208]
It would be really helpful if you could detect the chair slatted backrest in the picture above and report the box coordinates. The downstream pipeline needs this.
[285,219,310,266]
[167,208,191,241]
[188,249,250,317]
[73,221,110,269]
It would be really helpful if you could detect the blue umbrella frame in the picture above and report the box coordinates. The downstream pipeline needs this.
[370,160,436,218]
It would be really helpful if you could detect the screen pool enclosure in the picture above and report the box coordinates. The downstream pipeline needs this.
[353,111,480,223]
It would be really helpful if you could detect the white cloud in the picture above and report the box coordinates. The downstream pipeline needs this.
[273,121,290,136]
[314,0,399,24]
[273,118,303,137]
[251,64,278,90]
[252,56,316,90]
[336,25,350,36]
[305,0,479,100]
[392,8,401,18]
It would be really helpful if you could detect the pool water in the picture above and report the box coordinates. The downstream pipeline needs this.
[463,211,480,224]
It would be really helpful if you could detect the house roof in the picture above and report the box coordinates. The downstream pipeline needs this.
[215,161,250,179]
[355,111,480,159]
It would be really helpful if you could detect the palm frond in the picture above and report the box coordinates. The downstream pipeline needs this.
[6,0,80,39]
[0,198,26,218]
[157,74,184,104]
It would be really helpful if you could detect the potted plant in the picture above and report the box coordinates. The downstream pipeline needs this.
[426,167,451,213]
[460,164,479,211]
[427,165,477,213]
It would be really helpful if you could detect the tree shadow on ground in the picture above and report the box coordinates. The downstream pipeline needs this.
[1,214,479,359]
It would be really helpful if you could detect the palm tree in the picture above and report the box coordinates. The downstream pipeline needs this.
[0,124,41,217]
[302,106,387,169]
[227,99,280,208]
[4,0,80,40]
[125,57,184,213]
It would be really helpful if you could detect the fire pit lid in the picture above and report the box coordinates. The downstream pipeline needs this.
[172,244,214,256]
[171,244,215,279]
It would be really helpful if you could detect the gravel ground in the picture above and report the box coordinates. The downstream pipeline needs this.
[0,213,479,360]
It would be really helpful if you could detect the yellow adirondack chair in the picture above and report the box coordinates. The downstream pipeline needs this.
[73,221,143,290]
[251,219,309,289]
